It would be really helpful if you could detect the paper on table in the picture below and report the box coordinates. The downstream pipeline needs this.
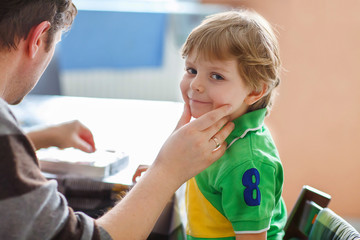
[37,147,129,179]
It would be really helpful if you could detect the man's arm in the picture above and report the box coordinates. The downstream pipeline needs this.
[96,104,234,240]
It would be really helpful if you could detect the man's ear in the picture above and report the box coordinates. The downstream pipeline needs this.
[27,21,51,59]
[244,83,268,105]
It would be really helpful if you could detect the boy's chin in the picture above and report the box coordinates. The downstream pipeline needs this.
[190,109,209,119]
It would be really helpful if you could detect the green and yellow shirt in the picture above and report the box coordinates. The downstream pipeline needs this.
[186,108,287,240]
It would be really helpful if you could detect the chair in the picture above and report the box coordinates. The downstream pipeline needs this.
[308,208,360,240]
[284,185,332,239]
[284,185,360,240]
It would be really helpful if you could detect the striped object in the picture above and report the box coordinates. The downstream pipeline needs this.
[309,208,360,240]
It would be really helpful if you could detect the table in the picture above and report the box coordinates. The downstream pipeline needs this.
[10,94,184,185]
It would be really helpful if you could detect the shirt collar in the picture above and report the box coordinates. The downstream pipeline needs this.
[226,108,267,145]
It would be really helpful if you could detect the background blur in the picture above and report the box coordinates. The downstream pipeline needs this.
[214,0,360,221]
[32,0,360,223]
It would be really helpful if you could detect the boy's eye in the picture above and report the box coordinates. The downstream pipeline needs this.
[186,68,197,75]
[211,74,224,80]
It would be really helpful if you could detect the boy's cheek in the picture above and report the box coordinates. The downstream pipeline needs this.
[213,98,230,110]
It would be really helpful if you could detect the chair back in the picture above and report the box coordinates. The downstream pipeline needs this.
[309,208,360,240]
[284,185,331,239]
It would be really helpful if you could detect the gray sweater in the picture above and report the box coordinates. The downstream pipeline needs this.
[0,98,112,240]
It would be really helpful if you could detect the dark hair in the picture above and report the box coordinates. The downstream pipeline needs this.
[0,0,77,51]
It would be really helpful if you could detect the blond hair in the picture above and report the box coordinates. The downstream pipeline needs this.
[181,10,281,114]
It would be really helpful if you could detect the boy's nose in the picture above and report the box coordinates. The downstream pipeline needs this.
[190,76,204,93]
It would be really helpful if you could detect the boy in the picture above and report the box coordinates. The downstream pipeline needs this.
[0,1,235,239]
[181,10,287,240]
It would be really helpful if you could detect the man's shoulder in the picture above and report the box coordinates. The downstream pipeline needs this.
[0,98,21,136]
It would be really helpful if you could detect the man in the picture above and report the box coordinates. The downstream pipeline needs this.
[0,1,234,239]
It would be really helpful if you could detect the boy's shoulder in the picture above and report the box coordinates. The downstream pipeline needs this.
[227,124,281,167]
[225,108,279,164]
[201,127,282,186]
[200,109,282,183]
[227,109,267,141]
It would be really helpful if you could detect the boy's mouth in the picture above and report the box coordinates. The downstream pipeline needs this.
[189,98,212,105]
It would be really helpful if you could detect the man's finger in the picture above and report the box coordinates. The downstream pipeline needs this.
[74,137,94,153]
[204,116,231,139]
[192,105,232,131]
[79,125,96,151]
[208,121,235,150]
[209,143,227,162]
[175,103,191,131]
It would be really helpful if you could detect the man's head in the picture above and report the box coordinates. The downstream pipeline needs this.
[0,0,77,104]
[181,10,281,116]
[0,0,77,52]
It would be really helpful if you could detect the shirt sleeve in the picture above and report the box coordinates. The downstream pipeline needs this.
[0,120,107,239]
[218,160,278,233]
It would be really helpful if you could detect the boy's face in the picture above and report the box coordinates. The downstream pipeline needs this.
[180,52,251,120]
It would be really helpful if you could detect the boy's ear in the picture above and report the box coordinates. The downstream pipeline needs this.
[244,83,268,105]
[27,21,51,59]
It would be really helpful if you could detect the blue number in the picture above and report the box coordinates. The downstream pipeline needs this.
[242,168,261,206]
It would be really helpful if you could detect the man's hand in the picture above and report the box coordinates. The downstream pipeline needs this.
[26,120,96,152]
